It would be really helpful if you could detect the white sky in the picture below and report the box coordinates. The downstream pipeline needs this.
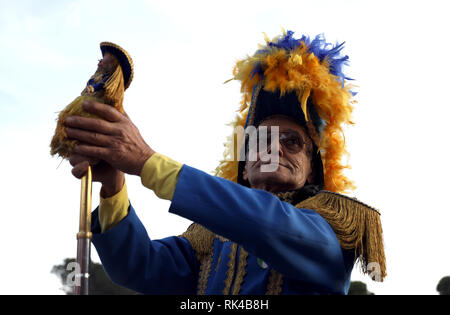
[1,0,449,295]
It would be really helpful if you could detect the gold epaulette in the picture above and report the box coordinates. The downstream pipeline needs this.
[179,223,215,261]
[179,224,215,295]
[296,191,386,281]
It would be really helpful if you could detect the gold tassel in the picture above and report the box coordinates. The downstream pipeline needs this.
[103,64,125,112]
[296,191,386,281]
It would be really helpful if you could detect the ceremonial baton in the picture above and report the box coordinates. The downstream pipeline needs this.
[74,166,92,295]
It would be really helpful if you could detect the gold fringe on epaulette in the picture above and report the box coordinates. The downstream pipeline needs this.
[179,223,215,261]
[296,191,386,282]
[179,223,215,294]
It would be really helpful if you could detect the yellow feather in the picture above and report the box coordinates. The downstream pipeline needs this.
[300,88,311,121]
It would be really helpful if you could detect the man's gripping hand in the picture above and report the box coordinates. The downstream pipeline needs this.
[65,100,155,177]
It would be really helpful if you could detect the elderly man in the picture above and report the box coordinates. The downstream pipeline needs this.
[65,31,385,295]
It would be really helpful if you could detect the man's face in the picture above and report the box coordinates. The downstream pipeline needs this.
[97,53,116,73]
[242,115,314,193]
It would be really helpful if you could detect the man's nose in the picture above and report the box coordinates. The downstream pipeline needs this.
[259,136,283,162]
[267,136,283,157]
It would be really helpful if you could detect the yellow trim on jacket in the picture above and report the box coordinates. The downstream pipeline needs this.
[98,152,182,232]
[99,183,129,233]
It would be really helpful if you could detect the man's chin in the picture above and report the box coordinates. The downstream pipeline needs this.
[251,169,291,186]
[259,163,289,173]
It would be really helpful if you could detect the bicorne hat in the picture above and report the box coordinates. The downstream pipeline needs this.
[100,42,134,90]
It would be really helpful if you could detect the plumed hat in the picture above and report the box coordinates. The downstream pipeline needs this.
[100,42,134,90]
[214,32,387,281]
[216,30,356,194]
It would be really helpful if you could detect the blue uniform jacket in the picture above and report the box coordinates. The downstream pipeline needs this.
[91,165,355,294]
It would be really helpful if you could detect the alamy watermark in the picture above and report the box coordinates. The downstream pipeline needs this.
[366,262,382,282]
[65,262,89,287]
[229,125,280,173]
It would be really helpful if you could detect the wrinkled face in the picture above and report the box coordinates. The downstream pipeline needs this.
[97,52,116,73]
[242,115,314,193]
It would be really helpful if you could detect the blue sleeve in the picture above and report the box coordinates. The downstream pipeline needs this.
[91,204,199,294]
[169,165,348,292]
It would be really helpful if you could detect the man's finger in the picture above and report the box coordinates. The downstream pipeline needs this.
[71,161,89,179]
[65,115,118,135]
[82,100,123,122]
[66,127,111,147]
[74,144,110,161]
[69,154,100,167]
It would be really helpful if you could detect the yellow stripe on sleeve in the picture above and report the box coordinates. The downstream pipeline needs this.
[99,182,130,233]
[140,152,183,200]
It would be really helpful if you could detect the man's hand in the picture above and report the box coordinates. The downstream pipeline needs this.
[69,154,125,198]
[65,100,155,177]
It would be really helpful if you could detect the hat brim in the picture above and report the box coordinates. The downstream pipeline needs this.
[250,88,307,128]
[100,42,134,90]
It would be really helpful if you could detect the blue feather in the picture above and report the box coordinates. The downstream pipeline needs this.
[255,31,354,88]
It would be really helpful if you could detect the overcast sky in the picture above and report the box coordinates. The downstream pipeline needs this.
[1,0,449,295]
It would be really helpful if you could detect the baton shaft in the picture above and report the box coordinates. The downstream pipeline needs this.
[75,238,91,295]
[75,166,92,295]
